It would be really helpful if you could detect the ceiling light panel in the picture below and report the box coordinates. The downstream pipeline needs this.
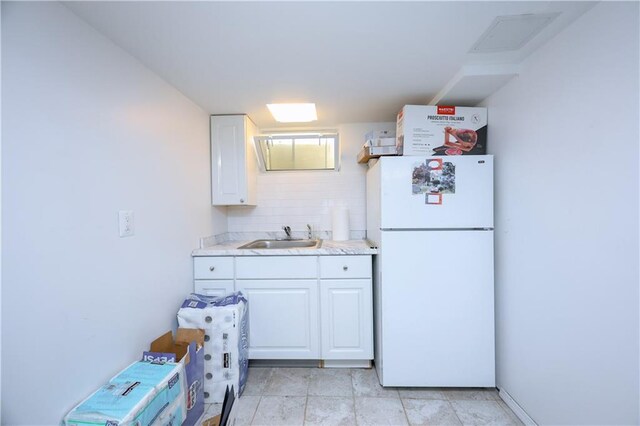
[267,103,317,123]
[470,13,560,53]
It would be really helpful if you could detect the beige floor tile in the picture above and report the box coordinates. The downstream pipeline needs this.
[243,368,273,396]
[304,396,356,426]
[231,367,520,426]
[355,396,408,425]
[443,388,499,401]
[352,368,399,398]
[496,400,524,426]
[450,400,518,426]
[263,368,311,396]
[398,387,448,400]
[203,402,222,418]
[402,399,462,425]
[251,396,307,426]
[308,369,353,397]
[233,395,261,426]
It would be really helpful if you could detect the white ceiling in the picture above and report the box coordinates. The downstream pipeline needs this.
[65,1,595,129]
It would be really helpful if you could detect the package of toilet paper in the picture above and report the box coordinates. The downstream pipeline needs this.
[63,361,186,426]
[177,292,249,403]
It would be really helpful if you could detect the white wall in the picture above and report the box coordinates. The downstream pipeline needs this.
[1,3,224,424]
[227,122,394,237]
[481,2,639,424]
[0,2,3,421]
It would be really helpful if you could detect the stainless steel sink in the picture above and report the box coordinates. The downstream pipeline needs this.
[238,239,323,249]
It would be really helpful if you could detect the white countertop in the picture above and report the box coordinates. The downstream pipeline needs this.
[192,239,377,256]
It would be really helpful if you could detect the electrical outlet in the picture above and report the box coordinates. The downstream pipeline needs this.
[119,210,134,237]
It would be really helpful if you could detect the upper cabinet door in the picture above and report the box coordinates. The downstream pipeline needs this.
[210,115,257,206]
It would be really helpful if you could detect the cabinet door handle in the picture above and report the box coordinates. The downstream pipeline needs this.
[343,266,349,271]
[209,266,215,271]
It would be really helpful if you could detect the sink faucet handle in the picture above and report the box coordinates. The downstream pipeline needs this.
[306,224,313,240]
[283,225,292,239]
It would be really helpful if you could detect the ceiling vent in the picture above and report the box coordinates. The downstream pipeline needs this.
[470,13,560,53]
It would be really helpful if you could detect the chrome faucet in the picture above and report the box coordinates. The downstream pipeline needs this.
[282,225,292,239]
[307,224,313,240]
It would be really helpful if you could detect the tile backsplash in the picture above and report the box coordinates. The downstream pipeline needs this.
[227,122,394,239]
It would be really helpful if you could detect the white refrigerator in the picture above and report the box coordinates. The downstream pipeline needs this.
[366,155,495,387]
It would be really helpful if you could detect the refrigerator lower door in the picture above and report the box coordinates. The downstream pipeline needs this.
[378,229,495,387]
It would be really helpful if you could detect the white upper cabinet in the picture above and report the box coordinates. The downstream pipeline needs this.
[210,114,258,206]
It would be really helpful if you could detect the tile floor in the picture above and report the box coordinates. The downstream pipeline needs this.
[201,367,524,426]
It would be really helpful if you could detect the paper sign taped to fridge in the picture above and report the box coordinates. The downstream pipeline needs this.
[425,193,442,204]
[411,159,456,200]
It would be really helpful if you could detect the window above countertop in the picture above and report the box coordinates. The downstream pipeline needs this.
[253,132,340,172]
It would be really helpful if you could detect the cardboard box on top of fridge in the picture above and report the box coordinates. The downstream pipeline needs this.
[366,137,396,148]
[365,129,395,143]
[396,105,487,156]
[357,145,398,164]
[145,328,205,426]
[63,360,187,426]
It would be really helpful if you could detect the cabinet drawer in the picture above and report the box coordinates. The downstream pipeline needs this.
[320,255,372,279]
[236,256,317,279]
[193,257,234,279]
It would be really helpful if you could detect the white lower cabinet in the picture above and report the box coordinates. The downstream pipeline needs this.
[193,254,373,362]
[235,280,319,359]
[320,279,373,360]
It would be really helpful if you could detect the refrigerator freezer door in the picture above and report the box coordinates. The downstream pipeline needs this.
[378,229,495,387]
[380,155,493,229]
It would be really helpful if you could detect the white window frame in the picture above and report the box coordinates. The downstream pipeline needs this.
[253,132,340,172]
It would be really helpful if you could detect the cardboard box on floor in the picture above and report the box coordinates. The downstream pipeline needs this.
[201,385,238,426]
[144,328,205,426]
[202,408,238,426]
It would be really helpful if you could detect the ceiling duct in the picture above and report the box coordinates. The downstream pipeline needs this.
[470,13,561,53]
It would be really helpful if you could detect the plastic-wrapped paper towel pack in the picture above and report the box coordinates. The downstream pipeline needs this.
[177,292,249,403]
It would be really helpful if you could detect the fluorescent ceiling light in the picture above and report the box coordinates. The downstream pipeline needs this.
[267,103,317,123]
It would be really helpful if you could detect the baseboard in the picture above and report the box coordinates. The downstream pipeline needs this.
[498,388,537,425]
[322,359,372,368]
[248,359,372,368]
[249,359,320,368]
